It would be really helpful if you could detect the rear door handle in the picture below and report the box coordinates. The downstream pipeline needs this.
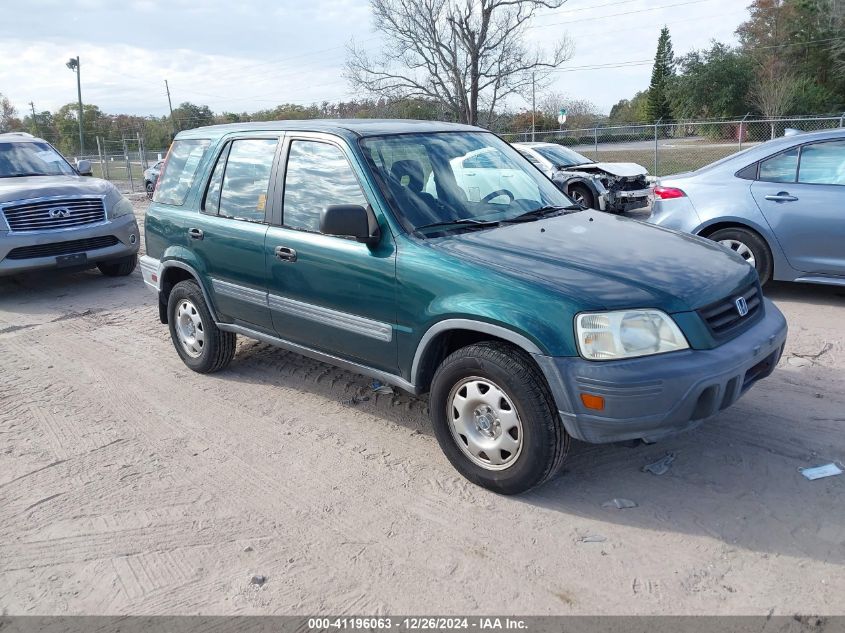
[188,227,204,240]
[764,192,798,202]
[274,245,297,262]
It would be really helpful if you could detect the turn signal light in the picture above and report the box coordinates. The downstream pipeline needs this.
[580,393,606,411]
[653,186,686,200]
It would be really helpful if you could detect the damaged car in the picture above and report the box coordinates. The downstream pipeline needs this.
[513,141,651,213]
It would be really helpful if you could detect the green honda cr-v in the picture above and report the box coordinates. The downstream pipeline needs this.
[141,119,787,494]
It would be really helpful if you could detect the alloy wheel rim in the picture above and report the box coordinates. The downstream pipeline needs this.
[718,239,757,268]
[175,299,205,358]
[447,376,523,471]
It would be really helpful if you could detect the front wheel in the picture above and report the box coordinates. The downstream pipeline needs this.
[97,254,137,277]
[567,183,595,210]
[708,227,773,285]
[167,280,236,373]
[429,342,569,494]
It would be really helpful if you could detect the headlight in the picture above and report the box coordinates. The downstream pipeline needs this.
[109,197,133,219]
[575,309,689,360]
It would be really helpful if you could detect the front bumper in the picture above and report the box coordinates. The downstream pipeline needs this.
[0,214,140,276]
[535,298,788,443]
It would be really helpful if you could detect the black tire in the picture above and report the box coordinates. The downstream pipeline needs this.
[97,254,137,277]
[145,180,154,198]
[567,183,595,209]
[167,280,236,373]
[707,227,773,285]
[429,341,570,494]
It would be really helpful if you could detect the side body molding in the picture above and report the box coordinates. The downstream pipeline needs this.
[410,318,544,385]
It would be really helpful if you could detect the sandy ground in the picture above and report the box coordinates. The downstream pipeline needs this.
[1,199,844,616]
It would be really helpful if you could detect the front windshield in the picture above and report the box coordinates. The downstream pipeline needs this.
[0,141,76,178]
[360,132,575,234]
[533,144,591,168]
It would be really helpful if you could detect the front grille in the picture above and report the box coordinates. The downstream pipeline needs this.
[698,281,763,338]
[6,235,119,260]
[1,197,106,232]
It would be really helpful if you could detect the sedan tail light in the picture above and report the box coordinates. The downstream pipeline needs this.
[653,186,686,200]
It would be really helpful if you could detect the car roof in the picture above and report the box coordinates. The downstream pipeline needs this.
[176,119,484,141]
[0,132,46,143]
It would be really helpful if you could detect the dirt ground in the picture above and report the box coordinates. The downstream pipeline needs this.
[1,199,844,616]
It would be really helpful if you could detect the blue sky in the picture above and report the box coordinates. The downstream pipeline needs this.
[2,0,748,117]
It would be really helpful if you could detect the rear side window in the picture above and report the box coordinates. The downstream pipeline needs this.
[218,138,278,222]
[798,140,845,185]
[758,147,798,183]
[153,139,211,205]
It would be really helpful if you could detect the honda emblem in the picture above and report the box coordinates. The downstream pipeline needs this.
[735,296,749,317]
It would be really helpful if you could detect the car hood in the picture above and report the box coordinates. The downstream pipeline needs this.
[429,211,755,313]
[0,175,115,205]
[571,162,648,178]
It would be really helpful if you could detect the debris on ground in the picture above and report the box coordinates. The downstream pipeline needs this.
[577,535,607,543]
[243,545,253,552]
[642,452,676,476]
[602,498,638,509]
[799,463,843,481]
[250,574,267,586]
[342,395,370,406]
[371,380,394,395]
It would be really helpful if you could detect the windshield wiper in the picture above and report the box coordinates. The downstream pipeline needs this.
[503,204,582,223]
[414,218,501,235]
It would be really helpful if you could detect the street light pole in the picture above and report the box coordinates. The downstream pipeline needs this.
[66,56,84,154]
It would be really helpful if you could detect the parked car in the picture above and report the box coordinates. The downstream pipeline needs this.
[513,141,651,213]
[144,159,164,198]
[141,120,787,494]
[0,132,140,277]
[649,128,845,286]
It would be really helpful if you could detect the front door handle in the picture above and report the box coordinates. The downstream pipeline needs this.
[764,192,798,202]
[188,227,204,240]
[274,245,297,262]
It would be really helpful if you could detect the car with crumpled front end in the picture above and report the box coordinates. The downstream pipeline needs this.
[140,119,787,494]
[514,141,651,213]
[0,132,140,277]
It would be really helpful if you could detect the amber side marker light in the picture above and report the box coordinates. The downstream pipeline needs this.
[580,393,606,411]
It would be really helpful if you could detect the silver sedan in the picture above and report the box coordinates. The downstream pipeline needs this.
[648,128,845,285]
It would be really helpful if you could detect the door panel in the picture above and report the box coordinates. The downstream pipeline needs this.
[751,140,845,275]
[266,136,397,371]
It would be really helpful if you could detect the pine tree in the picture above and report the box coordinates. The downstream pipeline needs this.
[646,26,675,123]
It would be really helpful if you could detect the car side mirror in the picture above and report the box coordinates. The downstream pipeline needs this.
[320,204,381,247]
[76,159,93,176]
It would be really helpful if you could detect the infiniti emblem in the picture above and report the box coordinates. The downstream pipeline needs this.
[48,207,71,218]
[735,296,749,317]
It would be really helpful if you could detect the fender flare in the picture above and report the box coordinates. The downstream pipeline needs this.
[410,318,544,386]
[158,259,220,322]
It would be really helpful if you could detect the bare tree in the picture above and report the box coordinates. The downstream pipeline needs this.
[346,0,573,126]
[538,91,601,128]
[749,65,802,138]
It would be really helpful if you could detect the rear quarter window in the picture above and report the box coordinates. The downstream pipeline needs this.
[153,139,212,205]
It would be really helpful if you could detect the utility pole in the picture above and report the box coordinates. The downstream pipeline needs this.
[66,56,84,154]
[531,72,536,142]
[28,101,38,135]
[165,79,177,134]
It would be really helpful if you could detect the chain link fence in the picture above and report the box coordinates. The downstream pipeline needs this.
[500,114,845,177]
[76,136,167,195]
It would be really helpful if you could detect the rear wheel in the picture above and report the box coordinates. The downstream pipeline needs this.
[429,341,569,494]
[145,180,154,198]
[568,183,595,209]
[708,227,773,285]
[97,254,137,277]
[167,280,236,373]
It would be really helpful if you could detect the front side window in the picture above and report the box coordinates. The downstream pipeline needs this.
[154,139,212,205]
[0,141,75,178]
[798,140,845,185]
[759,147,799,183]
[361,132,573,234]
[218,138,278,222]
[283,140,368,232]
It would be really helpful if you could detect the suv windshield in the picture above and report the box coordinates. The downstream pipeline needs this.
[360,132,575,234]
[0,141,76,178]
[533,144,591,168]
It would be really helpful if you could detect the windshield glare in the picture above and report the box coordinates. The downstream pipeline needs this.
[533,144,591,168]
[0,141,76,178]
[360,132,573,234]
